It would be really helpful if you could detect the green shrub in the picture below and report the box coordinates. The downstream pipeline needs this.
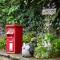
[34,46,50,58]
[0,36,6,49]
[23,32,36,43]
[50,39,60,57]
[34,33,60,58]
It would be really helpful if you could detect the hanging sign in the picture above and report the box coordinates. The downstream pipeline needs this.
[42,8,56,15]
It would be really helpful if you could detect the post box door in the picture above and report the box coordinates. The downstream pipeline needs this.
[6,28,15,52]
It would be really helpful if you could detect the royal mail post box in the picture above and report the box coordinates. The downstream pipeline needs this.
[6,24,23,53]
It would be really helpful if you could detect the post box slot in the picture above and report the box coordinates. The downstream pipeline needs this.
[7,34,14,37]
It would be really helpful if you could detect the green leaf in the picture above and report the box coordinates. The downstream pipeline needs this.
[0,0,5,3]
[8,5,19,15]
[2,8,9,13]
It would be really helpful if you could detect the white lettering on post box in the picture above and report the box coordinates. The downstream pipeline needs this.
[9,43,13,51]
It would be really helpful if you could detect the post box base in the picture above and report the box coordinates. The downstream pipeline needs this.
[6,51,21,54]
[6,48,22,54]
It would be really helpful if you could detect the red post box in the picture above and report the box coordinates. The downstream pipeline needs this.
[6,24,23,53]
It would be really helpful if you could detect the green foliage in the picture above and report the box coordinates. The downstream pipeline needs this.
[0,36,6,49]
[8,5,19,15]
[0,0,60,33]
[6,16,17,24]
[23,32,36,43]
[0,0,51,32]
[50,39,60,57]
[52,8,60,34]
[34,33,60,58]
[0,0,5,3]
[34,45,50,58]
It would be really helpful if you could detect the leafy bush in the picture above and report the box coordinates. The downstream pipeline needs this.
[50,39,60,57]
[23,32,36,43]
[34,46,50,58]
[0,36,6,49]
[34,33,60,58]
